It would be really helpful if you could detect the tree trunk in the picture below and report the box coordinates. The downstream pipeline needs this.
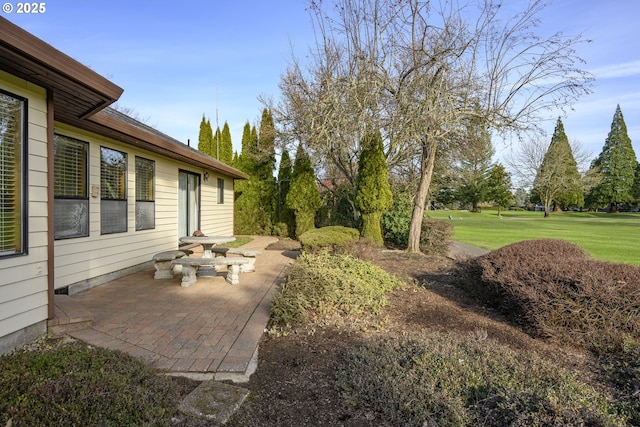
[407,138,437,253]
[610,202,619,213]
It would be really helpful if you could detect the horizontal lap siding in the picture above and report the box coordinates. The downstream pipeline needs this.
[0,72,49,340]
[200,175,234,236]
[52,125,236,290]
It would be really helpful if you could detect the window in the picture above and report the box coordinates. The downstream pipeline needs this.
[0,90,26,257]
[178,170,200,238]
[135,156,155,230]
[54,135,89,239]
[217,178,224,204]
[100,147,127,234]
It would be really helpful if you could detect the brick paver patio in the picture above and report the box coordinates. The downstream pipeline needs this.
[63,236,296,381]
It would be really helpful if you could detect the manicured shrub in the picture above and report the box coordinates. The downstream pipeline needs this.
[382,192,412,246]
[462,239,640,355]
[419,218,453,255]
[0,339,180,426]
[336,333,625,426]
[269,251,404,331]
[355,129,392,246]
[286,144,322,238]
[298,226,360,254]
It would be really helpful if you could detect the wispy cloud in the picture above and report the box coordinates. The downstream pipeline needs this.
[590,60,640,79]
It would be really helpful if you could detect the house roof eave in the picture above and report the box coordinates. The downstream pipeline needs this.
[0,17,123,119]
[0,17,248,180]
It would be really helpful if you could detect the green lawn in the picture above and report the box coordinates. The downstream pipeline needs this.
[427,209,640,265]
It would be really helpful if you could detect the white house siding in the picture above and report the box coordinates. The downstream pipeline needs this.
[52,125,236,292]
[0,72,49,354]
[200,175,234,235]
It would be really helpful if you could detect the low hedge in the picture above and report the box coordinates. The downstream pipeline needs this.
[0,339,180,426]
[298,226,360,254]
[336,333,625,426]
[269,251,403,331]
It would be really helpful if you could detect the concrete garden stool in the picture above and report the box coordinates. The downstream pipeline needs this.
[210,247,261,272]
[152,250,192,279]
[171,257,251,287]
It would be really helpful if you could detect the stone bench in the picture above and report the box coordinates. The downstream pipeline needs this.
[152,250,192,279]
[210,247,261,272]
[171,257,251,287]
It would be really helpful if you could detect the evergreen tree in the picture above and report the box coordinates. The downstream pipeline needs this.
[513,187,530,208]
[257,109,276,181]
[236,122,255,174]
[233,114,278,235]
[277,149,295,237]
[531,118,583,217]
[355,129,392,245]
[589,105,638,212]
[455,115,493,212]
[197,115,213,156]
[486,163,513,215]
[254,109,277,231]
[212,126,222,160]
[286,144,321,237]
[234,123,257,234]
[634,163,640,205]
[220,122,233,164]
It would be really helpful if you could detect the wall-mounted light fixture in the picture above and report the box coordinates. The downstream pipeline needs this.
[203,171,209,181]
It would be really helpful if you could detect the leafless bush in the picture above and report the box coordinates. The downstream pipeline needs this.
[462,239,640,355]
[420,219,453,256]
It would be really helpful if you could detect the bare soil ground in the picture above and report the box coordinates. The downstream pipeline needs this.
[175,242,598,426]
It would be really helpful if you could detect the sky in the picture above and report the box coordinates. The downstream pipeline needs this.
[4,0,640,168]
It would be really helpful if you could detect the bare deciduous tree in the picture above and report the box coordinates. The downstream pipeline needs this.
[268,0,592,252]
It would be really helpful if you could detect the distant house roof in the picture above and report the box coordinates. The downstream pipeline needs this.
[0,17,247,180]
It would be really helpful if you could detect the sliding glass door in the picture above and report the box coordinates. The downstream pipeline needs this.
[178,170,200,238]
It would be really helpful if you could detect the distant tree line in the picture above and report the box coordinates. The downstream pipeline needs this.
[505,105,639,216]
[197,108,324,239]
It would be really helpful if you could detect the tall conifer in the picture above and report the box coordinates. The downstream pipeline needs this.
[277,149,295,237]
[589,105,638,212]
[486,163,513,215]
[197,115,213,156]
[532,118,583,216]
[257,109,276,181]
[355,129,392,245]
[287,144,321,237]
[220,122,233,164]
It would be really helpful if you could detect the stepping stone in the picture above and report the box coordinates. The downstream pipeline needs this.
[178,380,250,424]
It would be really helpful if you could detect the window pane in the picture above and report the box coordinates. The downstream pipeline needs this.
[101,147,127,234]
[54,199,89,239]
[100,147,126,200]
[135,157,155,230]
[54,135,89,239]
[135,156,154,201]
[217,178,224,204]
[101,200,127,234]
[135,201,155,231]
[0,91,24,256]
[54,135,88,198]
